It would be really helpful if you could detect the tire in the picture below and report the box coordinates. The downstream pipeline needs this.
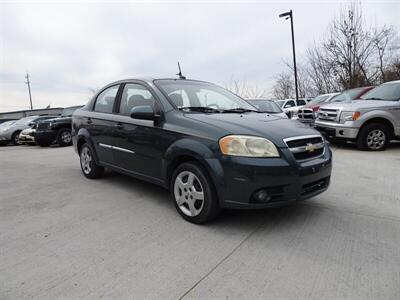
[11,131,21,145]
[170,162,220,224]
[356,123,389,151]
[79,143,104,179]
[57,128,72,146]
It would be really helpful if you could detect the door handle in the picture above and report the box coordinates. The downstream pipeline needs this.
[114,123,123,129]
[87,118,93,125]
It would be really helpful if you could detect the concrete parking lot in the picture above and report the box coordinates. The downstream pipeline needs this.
[1,143,399,299]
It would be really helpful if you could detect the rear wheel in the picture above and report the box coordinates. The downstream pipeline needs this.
[171,162,220,224]
[80,143,104,179]
[57,128,72,146]
[357,123,389,151]
[11,131,21,145]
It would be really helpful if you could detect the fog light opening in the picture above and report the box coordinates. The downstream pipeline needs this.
[253,190,272,203]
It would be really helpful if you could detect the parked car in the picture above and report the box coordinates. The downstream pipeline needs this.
[315,80,400,150]
[72,78,332,224]
[245,98,288,118]
[0,120,16,145]
[330,86,374,103]
[296,93,339,124]
[35,105,83,147]
[275,98,309,118]
[19,127,36,145]
[0,115,58,146]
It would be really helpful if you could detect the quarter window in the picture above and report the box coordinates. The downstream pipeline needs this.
[297,99,306,106]
[119,83,155,116]
[94,85,119,113]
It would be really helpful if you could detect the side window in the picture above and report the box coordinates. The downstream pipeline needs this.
[94,85,119,114]
[285,100,296,108]
[119,83,155,116]
[297,99,306,106]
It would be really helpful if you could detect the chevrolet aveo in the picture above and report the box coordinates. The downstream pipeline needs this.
[72,78,332,223]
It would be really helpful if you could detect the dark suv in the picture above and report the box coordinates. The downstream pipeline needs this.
[72,78,332,223]
[36,106,83,147]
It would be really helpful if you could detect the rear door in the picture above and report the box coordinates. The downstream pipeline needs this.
[87,85,120,165]
[112,82,164,181]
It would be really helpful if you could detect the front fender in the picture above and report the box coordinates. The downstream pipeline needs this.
[162,138,225,192]
[358,110,397,127]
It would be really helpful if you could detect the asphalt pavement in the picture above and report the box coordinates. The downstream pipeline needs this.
[0,143,399,299]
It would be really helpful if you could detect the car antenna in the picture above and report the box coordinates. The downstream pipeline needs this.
[176,62,186,80]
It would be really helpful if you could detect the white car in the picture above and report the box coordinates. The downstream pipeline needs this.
[245,98,288,119]
[275,98,309,118]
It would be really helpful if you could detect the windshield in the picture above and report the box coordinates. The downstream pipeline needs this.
[332,88,364,102]
[361,82,400,101]
[246,100,282,113]
[275,100,285,108]
[62,106,81,117]
[155,80,257,112]
[309,94,330,105]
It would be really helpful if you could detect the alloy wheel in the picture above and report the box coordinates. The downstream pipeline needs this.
[174,171,205,217]
[80,147,92,174]
[61,131,72,144]
[366,129,386,150]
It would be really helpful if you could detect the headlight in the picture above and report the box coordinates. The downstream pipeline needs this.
[219,135,279,157]
[339,111,360,123]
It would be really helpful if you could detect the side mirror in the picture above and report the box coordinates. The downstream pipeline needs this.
[130,105,154,121]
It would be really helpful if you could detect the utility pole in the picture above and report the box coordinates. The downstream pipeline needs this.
[25,73,33,110]
[279,10,299,102]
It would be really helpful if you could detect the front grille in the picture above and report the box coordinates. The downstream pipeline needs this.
[318,108,339,122]
[284,135,325,161]
[298,108,314,121]
[301,177,330,196]
[36,122,49,130]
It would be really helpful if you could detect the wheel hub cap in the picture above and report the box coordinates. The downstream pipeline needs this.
[62,132,71,143]
[80,147,92,174]
[174,171,204,217]
[367,129,385,150]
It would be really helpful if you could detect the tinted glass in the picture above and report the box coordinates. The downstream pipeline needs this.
[94,86,119,113]
[62,106,82,117]
[155,80,256,111]
[119,84,155,116]
[297,99,306,105]
[14,116,38,125]
[361,82,400,101]
[285,100,295,107]
[247,100,282,113]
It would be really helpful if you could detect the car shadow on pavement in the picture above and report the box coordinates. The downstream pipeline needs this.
[330,140,400,151]
[100,170,322,230]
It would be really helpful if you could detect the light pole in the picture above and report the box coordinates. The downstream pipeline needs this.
[25,73,33,110]
[279,10,299,102]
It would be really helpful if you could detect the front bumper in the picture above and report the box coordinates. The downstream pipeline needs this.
[315,120,359,139]
[35,130,57,144]
[19,133,35,143]
[210,145,332,209]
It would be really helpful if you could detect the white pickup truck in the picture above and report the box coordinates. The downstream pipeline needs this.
[315,80,400,151]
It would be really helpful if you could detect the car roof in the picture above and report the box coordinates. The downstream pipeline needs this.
[105,77,214,86]
[382,80,400,85]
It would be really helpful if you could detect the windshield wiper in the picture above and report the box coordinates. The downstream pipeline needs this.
[364,97,383,100]
[221,108,260,113]
[179,106,220,113]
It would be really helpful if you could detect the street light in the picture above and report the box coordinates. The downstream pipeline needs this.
[279,10,299,102]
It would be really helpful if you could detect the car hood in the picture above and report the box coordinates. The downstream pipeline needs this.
[185,113,320,148]
[40,116,72,123]
[321,100,400,111]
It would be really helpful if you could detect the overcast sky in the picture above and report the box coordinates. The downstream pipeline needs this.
[1,0,399,112]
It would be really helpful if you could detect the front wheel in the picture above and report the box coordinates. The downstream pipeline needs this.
[11,131,21,145]
[357,123,389,151]
[80,143,104,179]
[171,162,220,224]
[57,128,72,146]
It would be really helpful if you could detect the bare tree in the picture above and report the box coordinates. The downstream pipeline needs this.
[272,71,294,99]
[225,77,268,98]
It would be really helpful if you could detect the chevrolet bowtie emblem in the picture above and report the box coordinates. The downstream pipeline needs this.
[305,143,316,152]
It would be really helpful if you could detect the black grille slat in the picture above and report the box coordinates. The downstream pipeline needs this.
[286,137,322,148]
[293,148,324,160]
[285,136,325,161]
[301,177,330,196]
